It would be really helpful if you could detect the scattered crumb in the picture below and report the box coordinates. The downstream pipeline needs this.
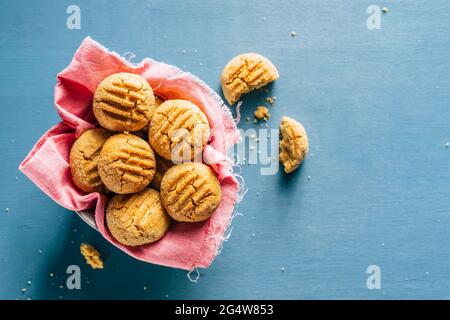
[290,31,296,37]
[80,243,104,269]
[59,285,64,289]
[254,106,270,121]
[27,297,31,301]
[49,273,54,277]
[73,229,77,232]
[58,296,63,299]
[266,97,276,105]
[445,142,449,148]
[181,49,186,54]
[27,281,31,286]
[246,117,250,122]
[5,208,9,213]
[38,249,42,255]
[250,134,256,139]
[382,7,389,13]
[256,192,260,197]
[306,176,311,181]
[251,233,256,237]
[165,294,169,298]
[250,146,255,151]
[21,288,26,293]
[381,242,385,247]
[425,272,430,275]
[262,17,266,21]
[281,267,286,272]
[15,176,19,180]
[253,119,258,124]
[143,286,148,291]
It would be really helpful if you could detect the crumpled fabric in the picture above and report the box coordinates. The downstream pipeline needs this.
[19,37,240,270]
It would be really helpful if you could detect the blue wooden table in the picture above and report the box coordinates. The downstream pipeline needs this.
[1,0,450,299]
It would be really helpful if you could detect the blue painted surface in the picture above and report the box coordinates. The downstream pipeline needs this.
[1,0,450,299]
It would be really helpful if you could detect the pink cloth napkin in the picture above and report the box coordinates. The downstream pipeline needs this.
[19,37,241,270]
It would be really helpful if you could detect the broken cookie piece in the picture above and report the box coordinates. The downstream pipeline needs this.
[254,106,270,121]
[80,243,104,269]
[221,53,279,105]
[279,116,309,173]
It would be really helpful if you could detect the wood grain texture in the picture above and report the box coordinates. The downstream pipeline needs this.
[1,0,450,299]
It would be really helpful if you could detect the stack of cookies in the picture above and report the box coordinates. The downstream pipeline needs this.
[69,72,222,247]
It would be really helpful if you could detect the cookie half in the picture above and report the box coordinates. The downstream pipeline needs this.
[221,53,279,105]
[279,116,309,173]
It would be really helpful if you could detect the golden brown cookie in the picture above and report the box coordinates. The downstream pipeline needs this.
[106,188,171,246]
[69,128,113,193]
[160,163,222,222]
[149,100,210,162]
[279,116,309,173]
[221,53,279,105]
[149,155,174,190]
[98,133,156,194]
[93,72,155,132]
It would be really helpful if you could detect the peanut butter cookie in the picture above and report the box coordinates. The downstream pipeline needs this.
[106,188,171,246]
[70,128,113,193]
[221,53,279,105]
[160,163,222,222]
[279,116,309,173]
[93,72,155,132]
[149,154,174,190]
[149,100,210,162]
[98,133,156,194]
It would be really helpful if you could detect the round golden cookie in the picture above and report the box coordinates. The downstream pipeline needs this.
[149,154,174,190]
[149,100,210,162]
[98,133,156,194]
[279,116,309,173]
[160,163,222,222]
[106,188,171,246]
[221,53,279,105]
[93,72,155,132]
[69,128,113,193]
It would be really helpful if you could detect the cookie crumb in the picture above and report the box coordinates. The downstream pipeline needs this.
[445,142,449,148]
[382,7,389,13]
[254,106,270,121]
[246,117,251,122]
[21,288,26,293]
[80,243,104,269]
[307,176,311,181]
[49,273,54,277]
[266,97,276,105]
[38,249,42,255]
[281,267,286,272]
[5,208,9,213]
[27,281,31,286]
[143,286,148,291]
[290,31,296,37]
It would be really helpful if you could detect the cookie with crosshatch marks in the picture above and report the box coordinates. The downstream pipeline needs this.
[279,116,309,173]
[106,188,171,246]
[149,99,210,162]
[98,133,156,194]
[69,128,113,193]
[221,53,279,105]
[93,72,155,132]
[160,163,222,222]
